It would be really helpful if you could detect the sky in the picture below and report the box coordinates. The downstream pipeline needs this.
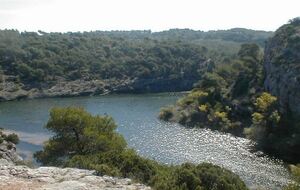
[0,0,299,32]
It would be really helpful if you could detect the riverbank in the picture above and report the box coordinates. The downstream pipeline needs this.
[0,76,195,102]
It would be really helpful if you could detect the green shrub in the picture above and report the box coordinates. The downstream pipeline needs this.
[92,164,121,176]
[159,107,174,121]
[5,133,19,144]
[34,107,126,166]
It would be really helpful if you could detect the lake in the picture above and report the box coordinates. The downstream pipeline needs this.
[0,93,291,189]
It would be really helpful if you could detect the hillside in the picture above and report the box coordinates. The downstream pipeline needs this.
[0,28,272,101]
[94,28,273,46]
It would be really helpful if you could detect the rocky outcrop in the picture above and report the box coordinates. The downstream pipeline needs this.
[0,76,197,101]
[0,131,150,190]
[0,159,151,190]
[0,78,122,101]
[0,140,22,163]
[264,19,300,117]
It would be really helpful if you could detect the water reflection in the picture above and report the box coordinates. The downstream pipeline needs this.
[0,93,291,189]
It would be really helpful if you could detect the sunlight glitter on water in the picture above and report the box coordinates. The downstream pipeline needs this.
[0,93,292,189]
[126,121,291,189]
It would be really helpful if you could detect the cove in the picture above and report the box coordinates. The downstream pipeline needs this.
[0,93,291,189]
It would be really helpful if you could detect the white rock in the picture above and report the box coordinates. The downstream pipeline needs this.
[0,159,151,190]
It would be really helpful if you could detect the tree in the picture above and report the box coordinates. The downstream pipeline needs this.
[244,92,280,142]
[238,43,260,61]
[289,17,300,25]
[34,107,126,166]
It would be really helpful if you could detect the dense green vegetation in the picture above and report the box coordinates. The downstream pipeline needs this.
[0,28,272,91]
[98,28,272,46]
[159,43,264,135]
[0,31,208,85]
[159,19,300,163]
[34,107,247,190]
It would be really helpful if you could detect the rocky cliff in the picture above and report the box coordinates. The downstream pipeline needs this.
[0,139,22,163]
[264,18,300,117]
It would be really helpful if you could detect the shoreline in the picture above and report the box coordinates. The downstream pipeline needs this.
[0,77,194,102]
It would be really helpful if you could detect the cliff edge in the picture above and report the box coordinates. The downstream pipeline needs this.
[264,18,300,117]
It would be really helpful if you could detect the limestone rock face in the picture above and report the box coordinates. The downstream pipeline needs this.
[0,140,23,163]
[0,159,151,190]
[264,19,300,116]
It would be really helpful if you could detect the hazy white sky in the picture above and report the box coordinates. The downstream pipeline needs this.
[0,0,299,32]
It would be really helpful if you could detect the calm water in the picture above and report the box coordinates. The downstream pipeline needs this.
[0,93,291,189]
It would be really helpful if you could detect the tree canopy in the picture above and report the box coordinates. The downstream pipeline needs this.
[0,28,272,89]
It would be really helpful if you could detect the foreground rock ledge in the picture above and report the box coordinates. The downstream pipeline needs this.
[0,159,151,190]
